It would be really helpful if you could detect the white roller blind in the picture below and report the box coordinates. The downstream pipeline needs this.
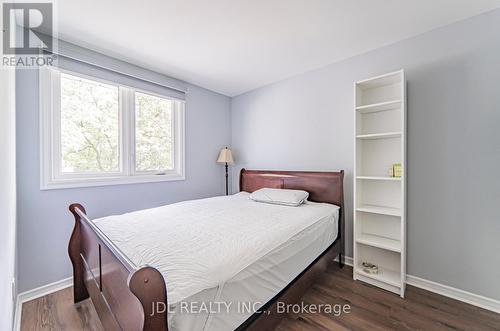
[47,40,187,101]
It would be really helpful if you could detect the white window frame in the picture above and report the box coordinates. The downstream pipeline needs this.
[40,67,185,190]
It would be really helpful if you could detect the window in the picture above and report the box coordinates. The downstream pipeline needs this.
[40,68,185,189]
[60,73,120,174]
[134,91,174,173]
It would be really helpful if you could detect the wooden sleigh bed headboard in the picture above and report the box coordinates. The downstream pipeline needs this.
[240,168,344,207]
[69,169,345,331]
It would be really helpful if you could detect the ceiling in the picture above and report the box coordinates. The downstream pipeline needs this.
[56,0,500,96]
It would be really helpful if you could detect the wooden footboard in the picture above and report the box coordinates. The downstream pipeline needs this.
[69,204,168,331]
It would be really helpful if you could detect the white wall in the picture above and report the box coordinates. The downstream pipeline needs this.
[0,67,17,328]
[231,9,500,300]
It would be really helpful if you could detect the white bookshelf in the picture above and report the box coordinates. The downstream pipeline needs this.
[353,70,406,297]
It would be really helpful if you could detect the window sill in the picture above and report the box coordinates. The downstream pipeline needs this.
[40,173,185,190]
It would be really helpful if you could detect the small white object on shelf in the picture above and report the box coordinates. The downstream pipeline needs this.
[362,262,379,274]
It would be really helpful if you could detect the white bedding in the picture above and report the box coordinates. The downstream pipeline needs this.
[93,192,339,330]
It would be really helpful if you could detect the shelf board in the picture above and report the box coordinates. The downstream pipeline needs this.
[356,176,401,181]
[356,204,401,217]
[356,132,401,140]
[356,70,402,89]
[355,267,401,288]
[356,234,401,252]
[356,100,401,113]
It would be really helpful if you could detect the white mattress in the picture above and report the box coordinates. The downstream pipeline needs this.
[93,192,339,331]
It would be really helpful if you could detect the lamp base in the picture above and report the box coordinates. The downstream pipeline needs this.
[225,163,229,196]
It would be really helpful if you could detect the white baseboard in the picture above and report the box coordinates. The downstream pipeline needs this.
[337,255,353,266]
[13,297,23,331]
[341,255,500,314]
[13,277,73,331]
[406,275,500,314]
[344,256,354,266]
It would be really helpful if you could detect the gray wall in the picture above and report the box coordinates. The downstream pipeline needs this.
[231,9,500,300]
[0,61,17,329]
[16,61,231,292]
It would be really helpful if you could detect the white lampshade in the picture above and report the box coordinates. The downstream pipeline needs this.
[217,147,234,165]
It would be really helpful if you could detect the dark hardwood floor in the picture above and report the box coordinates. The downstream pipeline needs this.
[20,265,500,331]
[20,286,103,331]
[276,264,500,331]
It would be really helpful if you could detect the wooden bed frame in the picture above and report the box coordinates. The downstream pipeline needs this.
[68,169,344,331]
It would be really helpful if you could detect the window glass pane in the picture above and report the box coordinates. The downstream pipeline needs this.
[60,73,120,173]
[135,92,173,172]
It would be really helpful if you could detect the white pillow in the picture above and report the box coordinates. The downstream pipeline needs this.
[249,188,309,207]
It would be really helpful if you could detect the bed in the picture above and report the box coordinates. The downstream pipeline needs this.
[68,169,345,331]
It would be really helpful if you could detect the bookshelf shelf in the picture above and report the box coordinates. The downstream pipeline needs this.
[356,234,401,252]
[355,266,401,288]
[356,176,401,181]
[356,100,401,113]
[356,204,401,217]
[356,132,401,140]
